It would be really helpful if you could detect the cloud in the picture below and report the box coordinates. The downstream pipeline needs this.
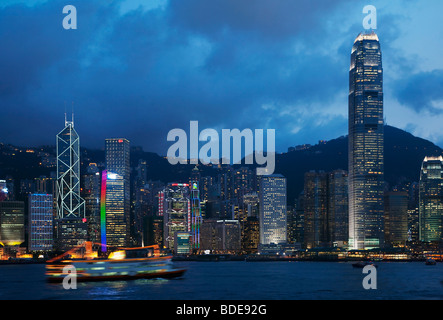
[0,0,442,157]
[393,69,443,114]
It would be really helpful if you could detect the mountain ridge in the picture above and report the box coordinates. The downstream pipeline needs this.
[1,125,442,204]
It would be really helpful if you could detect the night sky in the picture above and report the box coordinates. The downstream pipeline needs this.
[1,0,442,156]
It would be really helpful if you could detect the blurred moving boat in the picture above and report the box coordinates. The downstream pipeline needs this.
[46,242,186,283]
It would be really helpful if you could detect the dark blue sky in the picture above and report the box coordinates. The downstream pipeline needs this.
[1,0,442,155]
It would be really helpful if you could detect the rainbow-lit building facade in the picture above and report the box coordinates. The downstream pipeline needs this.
[100,171,125,251]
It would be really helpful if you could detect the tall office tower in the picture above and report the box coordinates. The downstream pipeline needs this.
[190,168,202,250]
[105,138,130,246]
[408,182,420,243]
[55,115,87,251]
[100,171,125,251]
[28,194,53,252]
[241,216,260,254]
[303,171,328,249]
[286,206,297,244]
[348,31,384,250]
[161,183,190,252]
[259,174,287,246]
[328,170,349,246]
[294,192,305,245]
[419,156,443,243]
[200,219,241,254]
[133,187,152,246]
[384,191,408,247]
[219,166,234,201]
[143,215,163,247]
[0,201,25,247]
[83,163,101,244]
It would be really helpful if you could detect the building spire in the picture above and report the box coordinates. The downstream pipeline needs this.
[71,101,74,127]
[63,102,75,127]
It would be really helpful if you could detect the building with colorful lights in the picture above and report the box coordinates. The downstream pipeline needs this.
[190,167,202,251]
[100,171,126,251]
[160,183,191,253]
[82,163,101,245]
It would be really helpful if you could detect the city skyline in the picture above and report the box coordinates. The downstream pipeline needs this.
[0,0,443,157]
[1,1,443,305]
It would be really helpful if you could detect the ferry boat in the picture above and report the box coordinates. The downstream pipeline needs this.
[46,243,186,283]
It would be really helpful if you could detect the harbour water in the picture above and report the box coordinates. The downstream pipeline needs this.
[0,261,442,300]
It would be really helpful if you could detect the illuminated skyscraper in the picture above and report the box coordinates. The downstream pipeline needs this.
[161,183,191,252]
[419,156,443,243]
[28,193,53,252]
[190,167,202,250]
[105,138,130,246]
[259,174,287,246]
[101,171,126,250]
[55,114,87,251]
[0,201,24,247]
[242,216,259,254]
[348,32,384,250]
[82,163,101,244]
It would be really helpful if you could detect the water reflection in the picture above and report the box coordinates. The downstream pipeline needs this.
[83,278,171,298]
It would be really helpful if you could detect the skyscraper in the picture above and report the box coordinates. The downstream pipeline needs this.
[384,191,408,247]
[55,114,87,251]
[302,170,348,249]
[190,167,202,250]
[28,193,53,252]
[419,156,443,243]
[328,170,349,246]
[83,163,101,244]
[348,32,384,250]
[259,174,287,246]
[105,138,130,246]
[101,171,126,250]
[0,201,24,247]
[161,183,191,252]
[303,171,328,249]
